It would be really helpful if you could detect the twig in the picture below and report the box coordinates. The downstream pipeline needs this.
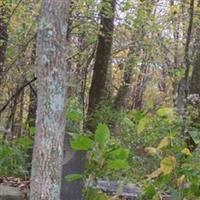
[0,77,37,114]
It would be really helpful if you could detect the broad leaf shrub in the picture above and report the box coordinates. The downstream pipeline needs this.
[137,107,200,200]
[66,123,130,182]
[65,105,131,199]
[65,102,200,199]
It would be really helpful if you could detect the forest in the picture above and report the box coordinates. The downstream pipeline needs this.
[0,0,200,199]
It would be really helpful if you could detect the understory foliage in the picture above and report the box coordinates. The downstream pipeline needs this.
[61,99,200,200]
[0,135,33,177]
[1,98,200,199]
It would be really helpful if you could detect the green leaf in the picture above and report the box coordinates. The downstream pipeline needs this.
[107,159,129,170]
[137,117,148,134]
[85,189,107,200]
[16,137,33,150]
[66,110,83,122]
[160,156,176,175]
[143,185,156,199]
[70,135,93,150]
[95,124,110,145]
[109,148,129,160]
[157,107,174,118]
[189,128,200,144]
[65,174,83,182]
[29,127,36,136]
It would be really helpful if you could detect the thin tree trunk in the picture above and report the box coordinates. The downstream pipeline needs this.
[26,38,37,129]
[114,45,134,109]
[5,89,18,140]
[13,78,26,138]
[27,85,37,129]
[114,0,156,110]
[180,0,195,151]
[132,63,148,110]
[185,0,200,151]
[30,0,68,199]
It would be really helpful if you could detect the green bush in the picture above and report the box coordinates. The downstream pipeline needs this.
[0,136,33,178]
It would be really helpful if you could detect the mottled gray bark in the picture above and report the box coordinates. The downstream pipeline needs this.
[30,0,68,200]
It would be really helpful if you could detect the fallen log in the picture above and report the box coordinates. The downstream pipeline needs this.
[95,180,140,199]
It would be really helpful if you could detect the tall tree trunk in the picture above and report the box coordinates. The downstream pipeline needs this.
[0,2,10,117]
[0,2,9,79]
[180,0,195,151]
[186,0,200,151]
[190,0,200,96]
[87,0,116,123]
[30,0,68,199]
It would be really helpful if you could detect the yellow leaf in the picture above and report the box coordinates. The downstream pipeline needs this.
[137,117,149,134]
[160,156,176,175]
[145,147,158,156]
[114,50,128,58]
[156,107,175,123]
[157,136,170,150]
[147,168,163,179]
[157,107,174,118]
[177,175,186,189]
[181,148,191,156]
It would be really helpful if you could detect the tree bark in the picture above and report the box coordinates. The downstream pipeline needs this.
[132,63,148,110]
[185,0,200,151]
[0,2,10,117]
[30,0,68,199]
[114,45,134,109]
[180,0,195,151]
[27,38,37,129]
[190,0,200,96]
[0,2,9,78]
[87,0,116,123]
